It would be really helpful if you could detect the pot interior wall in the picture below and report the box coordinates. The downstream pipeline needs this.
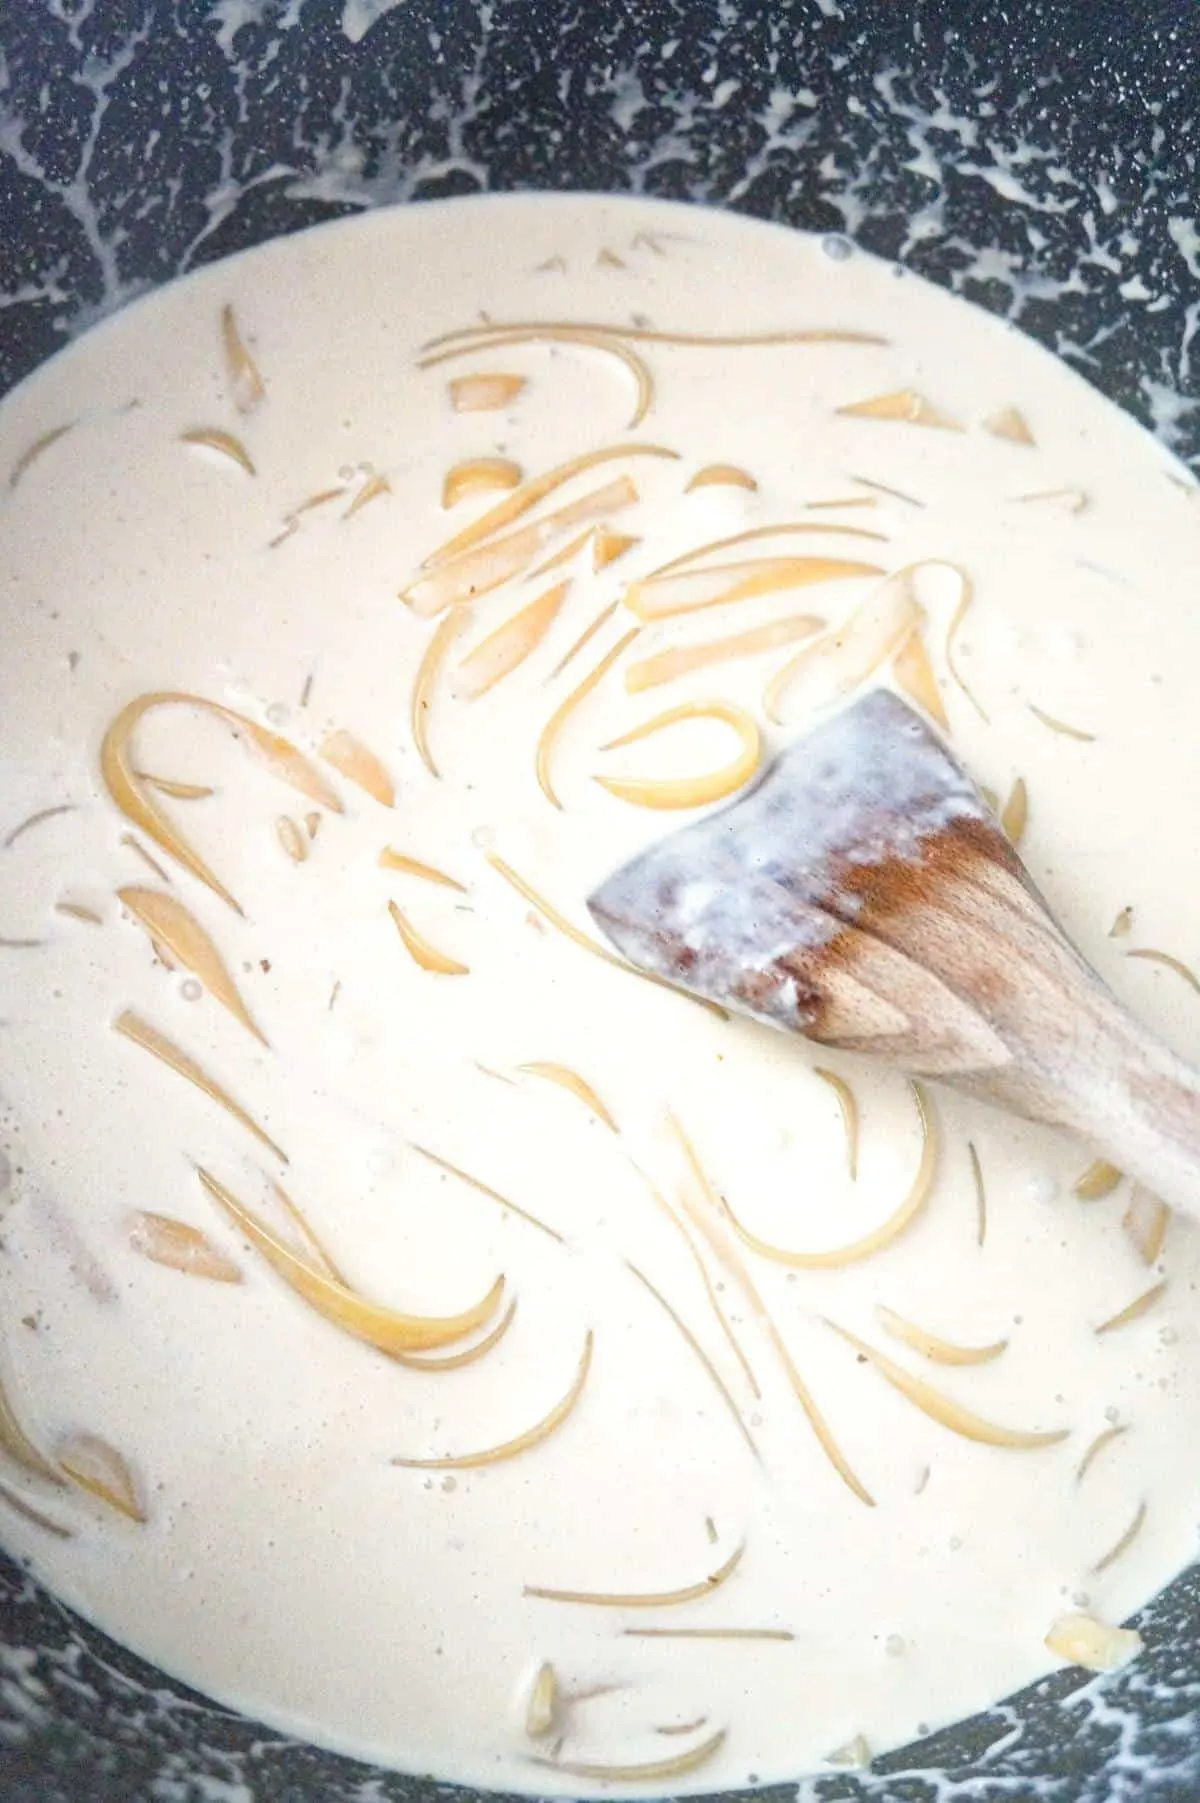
[1,3,1199,1799]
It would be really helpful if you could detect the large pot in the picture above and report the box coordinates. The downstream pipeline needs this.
[2,4,1199,1799]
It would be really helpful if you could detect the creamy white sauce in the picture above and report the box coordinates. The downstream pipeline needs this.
[1,194,1199,1795]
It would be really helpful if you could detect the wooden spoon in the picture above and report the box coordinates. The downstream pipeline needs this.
[589,688,1200,1220]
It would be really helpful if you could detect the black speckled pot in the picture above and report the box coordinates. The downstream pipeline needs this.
[2,4,1200,1800]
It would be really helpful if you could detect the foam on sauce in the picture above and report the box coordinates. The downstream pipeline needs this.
[1,193,1199,1794]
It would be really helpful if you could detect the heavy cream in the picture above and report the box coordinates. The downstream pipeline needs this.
[1,193,1199,1794]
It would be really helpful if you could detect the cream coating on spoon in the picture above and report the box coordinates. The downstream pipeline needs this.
[1,194,1200,1793]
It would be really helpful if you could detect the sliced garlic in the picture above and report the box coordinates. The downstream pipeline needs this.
[983,405,1033,444]
[442,456,522,507]
[1073,1159,1122,1201]
[837,388,961,429]
[524,1662,558,1739]
[448,372,526,411]
[1045,1612,1142,1673]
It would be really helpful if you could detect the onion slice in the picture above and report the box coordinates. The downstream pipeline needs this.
[647,524,888,581]
[264,1179,346,1283]
[672,1117,874,1505]
[55,901,103,925]
[3,803,76,850]
[221,303,265,412]
[132,773,215,801]
[428,320,885,358]
[420,443,678,570]
[635,1179,760,1402]
[595,700,761,810]
[876,1305,1007,1367]
[455,582,570,699]
[406,477,637,617]
[815,1068,859,1180]
[1121,1186,1169,1264]
[101,692,343,913]
[827,1322,1068,1448]
[393,1330,593,1469]
[892,624,949,729]
[0,1374,63,1486]
[1028,702,1096,742]
[1076,1423,1128,1485]
[118,886,267,1045]
[627,555,882,623]
[519,1062,617,1131]
[9,423,74,490]
[378,849,467,892]
[939,565,986,721]
[1096,1281,1167,1335]
[411,608,470,779]
[1092,1500,1147,1575]
[426,320,886,351]
[525,1539,744,1607]
[57,1433,146,1522]
[1126,946,1200,995]
[114,1010,287,1163]
[180,428,256,475]
[388,901,469,976]
[626,1627,792,1642]
[625,614,824,694]
[320,729,395,807]
[409,1143,564,1244]
[764,566,923,724]
[1014,487,1088,513]
[122,835,171,881]
[686,464,757,492]
[128,1211,243,1284]
[547,601,621,680]
[530,527,595,579]
[0,1479,72,1539]
[625,1262,758,1459]
[392,1299,519,1372]
[969,1141,987,1247]
[197,1167,504,1352]
[724,1083,937,1268]
[536,628,641,808]
[530,1727,726,1784]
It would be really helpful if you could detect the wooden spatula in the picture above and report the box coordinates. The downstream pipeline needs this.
[588,688,1200,1221]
